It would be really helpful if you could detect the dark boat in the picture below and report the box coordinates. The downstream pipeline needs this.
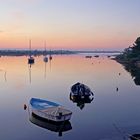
[44,57,48,62]
[85,56,92,58]
[70,82,94,99]
[94,55,99,57]
[49,55,52,60]
[70,83,94,109]
[49,49,52,61]
[29,113,72,137]
[129,134,140,140]
[28,56,34,64]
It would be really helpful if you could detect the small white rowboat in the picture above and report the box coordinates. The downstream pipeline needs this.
[29,98,72,122]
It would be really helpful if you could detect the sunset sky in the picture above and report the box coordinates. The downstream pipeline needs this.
[0,0,140,50]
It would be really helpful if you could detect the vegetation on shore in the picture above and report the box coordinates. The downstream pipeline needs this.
[115,37,140,85]
[116,37,140,64]
[0,50,121,56]
[0,50,77,56]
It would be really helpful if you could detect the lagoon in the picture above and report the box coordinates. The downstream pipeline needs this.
[0,54,140,140]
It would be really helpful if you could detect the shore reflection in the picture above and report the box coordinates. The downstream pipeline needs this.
[122,63,140,86]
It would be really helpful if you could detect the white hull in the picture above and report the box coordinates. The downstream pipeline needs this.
[29,105,72,122]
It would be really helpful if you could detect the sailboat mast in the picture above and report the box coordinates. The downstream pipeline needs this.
[44,41,46,55]
[28,39,35,64]
[49,47,52,61]
[29,39,31,57]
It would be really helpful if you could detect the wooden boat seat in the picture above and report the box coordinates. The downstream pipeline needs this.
[40,106,72,117]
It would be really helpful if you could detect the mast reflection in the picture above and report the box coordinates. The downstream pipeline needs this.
[44,61,47,79]
[28,64,32,83]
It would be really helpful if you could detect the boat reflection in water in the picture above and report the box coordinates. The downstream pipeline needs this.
[29,113,72,137]
[70,94,94,110]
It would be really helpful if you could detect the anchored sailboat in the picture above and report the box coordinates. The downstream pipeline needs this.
[43,41,48,62]
[28,39,35,64]
[49,49,52,61]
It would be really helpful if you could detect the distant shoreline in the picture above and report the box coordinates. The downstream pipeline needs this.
[0,49,121,56]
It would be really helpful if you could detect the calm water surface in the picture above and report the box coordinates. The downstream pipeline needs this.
[0,54,140,140]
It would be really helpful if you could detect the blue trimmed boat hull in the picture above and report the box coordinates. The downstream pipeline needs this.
[29,98,72,122]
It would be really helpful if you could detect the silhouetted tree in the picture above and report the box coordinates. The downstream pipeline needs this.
[116,37,140,85]
[135,37,140,47]
[117,37,140,61]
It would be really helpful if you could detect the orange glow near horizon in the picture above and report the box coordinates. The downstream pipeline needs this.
[0,31,135,50]
[0,16,137,50]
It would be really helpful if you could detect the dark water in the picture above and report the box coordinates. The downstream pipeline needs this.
[0,54,140,140]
